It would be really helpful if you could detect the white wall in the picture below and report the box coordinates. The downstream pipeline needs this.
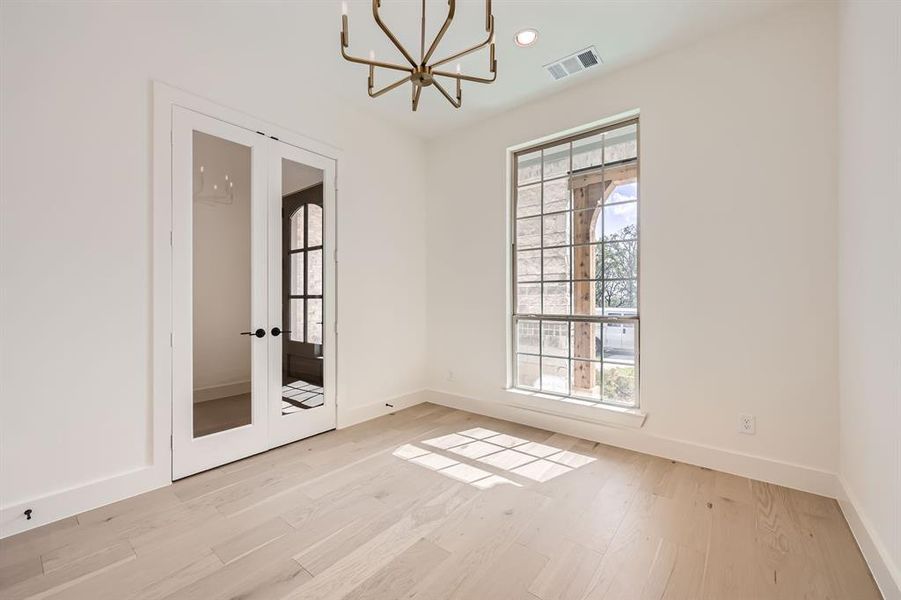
[426,4,840,489]
[0,1,427,523]
[837,1,901,597]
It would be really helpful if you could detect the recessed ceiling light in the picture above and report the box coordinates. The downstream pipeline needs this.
[514,29,538,47]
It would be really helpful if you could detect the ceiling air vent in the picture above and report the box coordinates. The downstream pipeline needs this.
[544,46,602,81]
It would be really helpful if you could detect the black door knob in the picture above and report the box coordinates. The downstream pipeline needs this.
[271,327,291,337]
[240,328,266,338]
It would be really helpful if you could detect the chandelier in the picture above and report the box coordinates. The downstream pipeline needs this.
[194,165,236,206]
[340,0,497,111]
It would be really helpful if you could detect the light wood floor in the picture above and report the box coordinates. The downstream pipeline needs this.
[0,404,880,600]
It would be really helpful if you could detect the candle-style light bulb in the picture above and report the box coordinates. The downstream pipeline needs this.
[369,50,375,61]
[456,63,462,74]
[340,2,349,48]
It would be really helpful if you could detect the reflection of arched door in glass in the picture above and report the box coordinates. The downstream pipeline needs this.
[281,176,324,414]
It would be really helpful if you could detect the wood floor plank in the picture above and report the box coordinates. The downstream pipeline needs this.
[159,556,311,600]
[712,470,753,504]
[798,509,882,597]
[700,495,763,599]
[46,549,224,600]
[0,518,79,569]
[0,404,881,600]
[211,516,293,565]
[341,538,450,600]
[2,540,135,600]
[640,540,705,600]
[580,492,667,600]
[409,486,550,599]
[127,552,224,600]
[428,483,549,554]
[528,539,602,600]
[0,521,76,573]
[752,479,804,554]
[23,487,191,577]
[569,467,642,554]
[453,541,548,600]
[286,482,476,600]
[0,555,43,591]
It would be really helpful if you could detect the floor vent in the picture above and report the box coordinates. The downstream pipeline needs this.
[544,46,602,81]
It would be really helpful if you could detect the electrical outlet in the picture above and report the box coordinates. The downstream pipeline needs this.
[447,370,455,382]
[739,413,756,435]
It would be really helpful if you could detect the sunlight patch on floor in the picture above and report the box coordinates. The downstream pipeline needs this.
[392,428,596,488]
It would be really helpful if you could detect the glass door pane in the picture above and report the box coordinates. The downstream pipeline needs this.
[192,130,253,438]
[280,158,325,414]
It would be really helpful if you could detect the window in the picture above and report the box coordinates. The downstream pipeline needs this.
[512,119,639,407]
[289,203,324,346]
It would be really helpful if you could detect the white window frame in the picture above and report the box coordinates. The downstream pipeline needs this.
[509,117,641,409]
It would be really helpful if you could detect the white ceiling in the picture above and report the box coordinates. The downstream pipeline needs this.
[313,0,793,139]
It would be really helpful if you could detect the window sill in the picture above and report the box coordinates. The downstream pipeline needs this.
[503,388,647,429]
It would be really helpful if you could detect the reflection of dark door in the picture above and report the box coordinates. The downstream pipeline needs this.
[282,184,324,388]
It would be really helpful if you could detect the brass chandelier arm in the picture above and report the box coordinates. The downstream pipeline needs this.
[432,35,496,84]
[422,0,456,66]
[430,1,494,69]
[429,23,494,69]
[340,43,411,75]
[412,83,423,111]
[420,0,426,60]
[432,78,461,109]
[372,0,417,68]
[433,69,497,84]
[369,75,410,98]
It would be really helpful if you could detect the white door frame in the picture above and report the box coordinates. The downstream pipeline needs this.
[153,82,342,481]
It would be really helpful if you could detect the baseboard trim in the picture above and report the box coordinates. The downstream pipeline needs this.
[0,464,169,539]
[424,389,838,498]
[337,389,430,429]
[838,476,901,600]
[0,390,430,540]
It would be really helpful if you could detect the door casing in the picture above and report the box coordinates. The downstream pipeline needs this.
[154,83,341,482]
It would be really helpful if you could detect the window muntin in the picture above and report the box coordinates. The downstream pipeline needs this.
[288,203,324,346]
[512,120,639,407]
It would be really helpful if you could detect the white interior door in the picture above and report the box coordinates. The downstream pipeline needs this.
[172,107,270,479]
[267,141,337,447]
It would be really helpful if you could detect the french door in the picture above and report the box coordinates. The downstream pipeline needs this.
[267,141,337,448]
[171,107,336,479]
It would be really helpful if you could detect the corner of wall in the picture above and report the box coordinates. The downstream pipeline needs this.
[337,389,431,429]
[838,476,901,600]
